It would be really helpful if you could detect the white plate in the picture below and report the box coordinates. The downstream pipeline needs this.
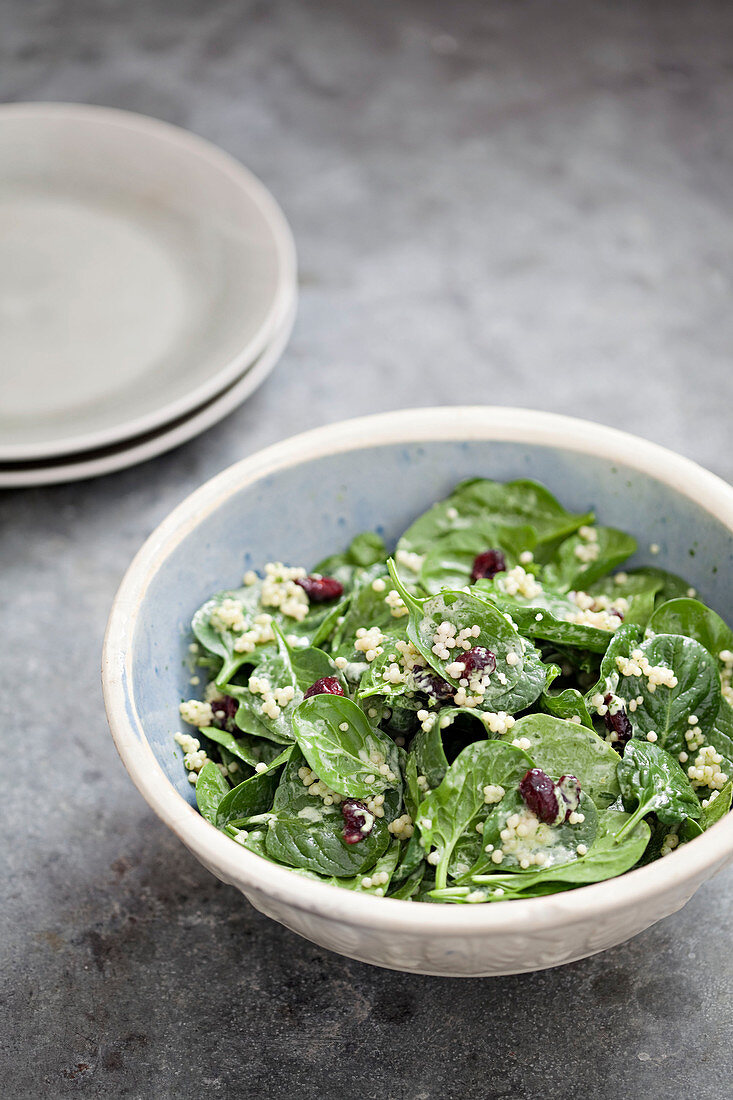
[0,300,296,487]
[0,103,296,461]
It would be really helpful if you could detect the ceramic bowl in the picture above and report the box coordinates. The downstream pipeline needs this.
[102,407,733,976]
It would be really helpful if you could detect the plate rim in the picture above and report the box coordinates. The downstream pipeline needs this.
[0,298,296,487]
[0,101,297,461]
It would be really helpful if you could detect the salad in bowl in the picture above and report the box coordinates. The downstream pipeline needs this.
[175,477,733,905]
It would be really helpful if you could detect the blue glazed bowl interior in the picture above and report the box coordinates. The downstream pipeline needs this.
[130,439,733,804]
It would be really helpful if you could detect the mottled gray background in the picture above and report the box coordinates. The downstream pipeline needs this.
[2,1,733,1097]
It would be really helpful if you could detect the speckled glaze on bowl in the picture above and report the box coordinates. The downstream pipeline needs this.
[102,408,733,976]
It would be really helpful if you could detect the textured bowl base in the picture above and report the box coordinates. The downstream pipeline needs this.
[239,886,696,977]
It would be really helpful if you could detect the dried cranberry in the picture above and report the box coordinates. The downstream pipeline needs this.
[557,774,581,820]
[519,768,562,825]
[470,549,507,583]
[341,799,374,844]
[296,575,344,602]
[455,646,496,677]
[304,676,345,700]
[603,693,633,751]
[413,668,454,701]
[519,768,582,825]
[210,695,238,730]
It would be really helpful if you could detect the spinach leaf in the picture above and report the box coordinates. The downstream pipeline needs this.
[647,598,733,662]
[397,478,593,561]
[628,566,691,605]
[388,560,547,708]
[291,694,401,799]
[613,634,720,754]
[357,646,413,700]
[589,572,663,628]
[543,526,637,591]
[488,646,559,714]
[416,740,535,889]
[390,831,426,886]
[706,700,733,776]
[289,840,401,894]
[476,576,621,653]
[329,563,407,660]
[201,726,282,769]
[463,809,651,896]
[195,761,231,824]
[701,780,733,829]
[314,531,387,577]
[540,688,594,729]
[410,719,450,792]
[465,789,599,878]
[263,748,394,876]
[616,740,701,841]
[500,713,622,808]
[418,525,536,594]
[388,863,426,899]
[584,623,642,702]
[402,752,422,821]
[215,747,292,828]
[192,587,264,684]
[274,627,347,694]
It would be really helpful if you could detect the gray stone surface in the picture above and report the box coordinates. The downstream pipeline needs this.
[2,1,733,1097]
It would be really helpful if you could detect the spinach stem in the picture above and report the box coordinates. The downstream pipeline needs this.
[613,801,649,843]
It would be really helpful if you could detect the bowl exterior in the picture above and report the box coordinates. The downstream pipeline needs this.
[236,869,704,977]
[104,407,733,976]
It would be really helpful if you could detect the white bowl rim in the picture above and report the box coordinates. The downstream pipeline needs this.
[0,101,297,461]
[103,407,733,935]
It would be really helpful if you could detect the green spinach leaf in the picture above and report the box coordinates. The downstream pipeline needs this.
[416,740,535,889]
[540,688,594,729]
[647,598,733,662]
[616,740,701,841]
[701,780,733,829]
[613,634,720,754]
[263,749,394,876]
[215,747,292,828]
[460,809,651,897]
[291,694,401,799]
[500,713,622,808]
[543,526,637,591]
[195,761,231,824]
[397,478,593,561]
[388,559,549,710]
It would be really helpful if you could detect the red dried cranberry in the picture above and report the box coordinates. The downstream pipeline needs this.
[455,646,496,677]
[470,549,507,583]
[413,668,454,701]
[603,693,633,751]
[341,799,374,844]
[296,575,344,602]
[519,768,562,825]
[304,676,345,700]
[210,695,238,730]
[557,774,581,820]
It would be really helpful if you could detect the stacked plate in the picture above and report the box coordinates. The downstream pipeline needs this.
[0,103,297,486]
